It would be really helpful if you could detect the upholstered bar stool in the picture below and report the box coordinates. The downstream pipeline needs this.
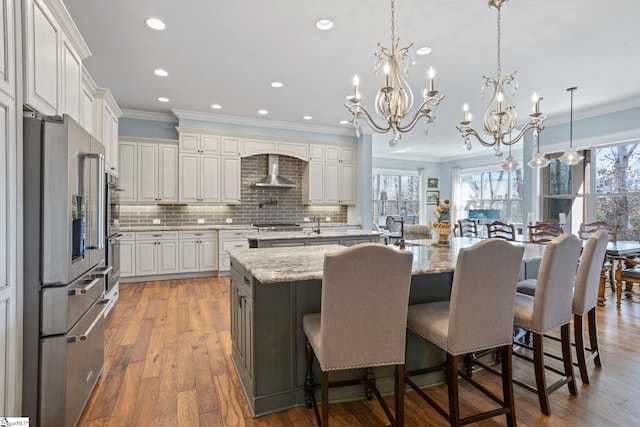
[517,230,609,384]
[303,243,413,426]
[512,234,583,415]
[406,239,524,427]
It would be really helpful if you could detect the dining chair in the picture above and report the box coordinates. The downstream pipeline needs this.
[486,220,516,241]
[406,239,524,426]
[517,230,609,384]
[457,218,478,237]
[578,221,618,291]
[511,234,583,415]
[303,243,413,426]
[615,257,640,308]
[528,222,564,243]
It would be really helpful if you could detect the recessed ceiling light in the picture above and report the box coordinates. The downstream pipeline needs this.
[303,116,312,120]
[211,104,222,109]
[339,120,349,125]
[154,69,168,77]
[271,81,283,88]
[258,109,268,115]
[146,18,166,30]
[158,97,169,102]
[315,18,333,31]
[416,46,432,55]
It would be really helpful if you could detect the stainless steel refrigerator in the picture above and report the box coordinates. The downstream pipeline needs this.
[23,113,111,427]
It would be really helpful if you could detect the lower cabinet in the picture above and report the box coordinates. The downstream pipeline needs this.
[135,231,179,276]
[120,233,136,278]
[230,264,254,384]
[179,231,218,273]
[218,229,252,276]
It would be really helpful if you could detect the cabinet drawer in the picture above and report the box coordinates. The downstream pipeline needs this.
[135,231,179,240]
[230,258,254,297]
[179,230,217,239]
[121,232,135,241]
[219,229,253,240]
[223,240,249,252]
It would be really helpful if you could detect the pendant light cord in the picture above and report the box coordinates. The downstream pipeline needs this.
[567,87,577,147]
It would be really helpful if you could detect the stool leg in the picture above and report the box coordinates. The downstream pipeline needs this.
[395,364,405,427]
[305,340,315,408]
[500,345,517,427]
[588,307,602,367]
[533,332,551,415]
[561,323,578,396]
[573,313,589,384]
[365,367,375,400]
[321,371,329,426]
[446,354,461,427]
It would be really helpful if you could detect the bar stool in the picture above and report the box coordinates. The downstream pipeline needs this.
[517,230,609,384]
[512,234,582,415]
[406,239,524,427]
[303,243,413,426]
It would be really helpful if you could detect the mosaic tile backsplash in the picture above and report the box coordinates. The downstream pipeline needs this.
[119,154,348,227]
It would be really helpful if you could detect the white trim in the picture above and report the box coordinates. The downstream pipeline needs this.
[122,109,178,123]
[42,0,91,58]
[119,136,178,144]
[372,168,420,176]
[172,108,354,137]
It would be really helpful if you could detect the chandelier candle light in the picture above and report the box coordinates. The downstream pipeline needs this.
[345,0,444,148]
[457,0,547,157]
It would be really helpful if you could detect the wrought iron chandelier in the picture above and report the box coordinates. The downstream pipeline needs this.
[344,0,444,148]
[457,0,547,157]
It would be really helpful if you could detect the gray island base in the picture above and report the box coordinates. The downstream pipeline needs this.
[228,238,545,417]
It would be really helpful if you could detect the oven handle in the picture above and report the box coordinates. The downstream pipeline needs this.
[68,277,101,296]
[67,300,109,343]
[92,265,113,278]
[110,233,125,242]
[85,152,105,250]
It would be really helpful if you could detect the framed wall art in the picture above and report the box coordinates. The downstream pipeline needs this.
[426,190,440,205]
[427,178,439,188]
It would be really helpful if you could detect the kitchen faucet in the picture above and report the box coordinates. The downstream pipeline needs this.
[387,216,406,249]
[312,217,321,234]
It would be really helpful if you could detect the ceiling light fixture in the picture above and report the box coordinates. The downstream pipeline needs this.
[157,97,169,102]
[145,18,165,30]
[315,18,333,31]
[501,134,519,171]
[154,69,168,77]
[258,109,268,115]
[303,116,312,120]
[457,0,546,157]
[527,129,550,169]
[271,82,283,88]
[211,104,222,109]
[344,0,444,148]
[416,46,432,56]
[558,86,584,165]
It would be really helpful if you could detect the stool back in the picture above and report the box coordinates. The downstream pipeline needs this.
[573,229,609,315]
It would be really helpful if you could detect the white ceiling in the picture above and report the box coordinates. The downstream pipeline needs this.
[63,0,640,161]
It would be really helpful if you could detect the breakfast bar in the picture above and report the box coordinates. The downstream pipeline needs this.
[228,237,546,416]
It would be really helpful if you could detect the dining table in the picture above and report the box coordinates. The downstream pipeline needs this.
[598,240,640,306]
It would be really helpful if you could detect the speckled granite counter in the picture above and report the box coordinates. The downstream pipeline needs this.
[244,229,381,248]
[228,237,545,416]
[117,224,254,232]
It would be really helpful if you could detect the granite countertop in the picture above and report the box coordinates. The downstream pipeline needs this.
[117,223,361,233]
[244,229,380,241]
[228,237,547,284]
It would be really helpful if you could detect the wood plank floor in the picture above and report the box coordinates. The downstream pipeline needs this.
[78,278,640,426]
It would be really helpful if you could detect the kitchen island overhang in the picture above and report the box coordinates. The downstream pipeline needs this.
[228,239,546,417]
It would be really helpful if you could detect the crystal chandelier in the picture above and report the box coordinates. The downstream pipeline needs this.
[558,87,584,165]
[344,0,444,148]
[457,0,547,157]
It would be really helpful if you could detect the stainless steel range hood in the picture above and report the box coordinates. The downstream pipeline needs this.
[254,154,296,188]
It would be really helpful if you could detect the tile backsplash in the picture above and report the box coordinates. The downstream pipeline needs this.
[119,155,348,227]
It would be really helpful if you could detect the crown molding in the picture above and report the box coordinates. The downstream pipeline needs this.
[171,109,354,137]
[543,95,640,127]
[121,109,178,123]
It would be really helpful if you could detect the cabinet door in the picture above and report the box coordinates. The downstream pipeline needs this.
[241,294,254,380]
[102,105,114,172]
[200,155,220,202]
[199,239,218,271]
[201,135,220,154]
[222,137,241,156]
[179,239,198,273]
[0,100,8,293]
[179,153,200,203]
[135,241,156,276]
[230,278,241,351]
[62,37,81,122]
[179,133,200,153]
[307,162,324,204]
[109,115,119,175]
[339,163,356,204]
[157,240,179,274]
[0,0,14,97]
[118,142,137,202]
[158,145,178,202]
[324,162,340,204]
[221,156,241,203]
[25,0,59,115]
[137,143,159,202]
[80,85,94,134]
[120,239,135,277]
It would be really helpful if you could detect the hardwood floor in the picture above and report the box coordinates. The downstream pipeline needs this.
[78,277,640,426]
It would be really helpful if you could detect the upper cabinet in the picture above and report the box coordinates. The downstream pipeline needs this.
[94,88,122,175]
[79,65,97,134]
[23,0,91,118]
[303,144,356,205]
[0,0,15,98]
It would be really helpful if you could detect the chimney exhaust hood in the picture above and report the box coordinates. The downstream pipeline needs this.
[254,154,296,188]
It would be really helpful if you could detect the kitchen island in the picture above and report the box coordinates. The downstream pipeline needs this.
[244,229,381,248]
[228,237,546,417]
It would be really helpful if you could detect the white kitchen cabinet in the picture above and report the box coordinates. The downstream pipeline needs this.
[119,233,136,277]
[179,153,220,203]
[218,229,252,276]
[303,144,355,205]
[221,156,241,203]
[135,231,179,276]
[93,88,122,175]
[302,162,324,204]
[180,132,220,154]
[137,142,178,203]
[179,231,218,273]
[79,66,96,134]
[23,0,90,117]
[118,141,137,202]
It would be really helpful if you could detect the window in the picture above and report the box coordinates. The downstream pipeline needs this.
[458,168,523,225]
[372,171,420,225]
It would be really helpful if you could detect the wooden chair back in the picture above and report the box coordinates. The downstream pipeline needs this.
[578,222,618,242]
[486,221,516,241]
[457,219,478,237]
[528,222,564,243]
